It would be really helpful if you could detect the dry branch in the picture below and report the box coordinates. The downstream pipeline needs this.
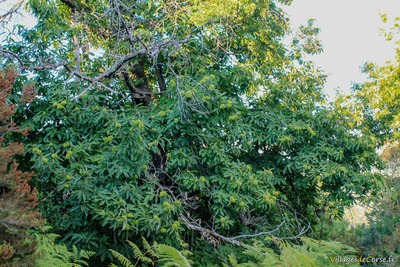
[0,0,25,24]
[180,210,310,248]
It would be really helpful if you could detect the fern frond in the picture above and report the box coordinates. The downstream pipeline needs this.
[34,228,92,267]
[242,244,280,265]
[237,263,261,267]
[180,250,193,258]
[280,241,317,267]
[141,237,157,259]
[155,244,193,267]
[109,249,135,267]
[174,232,189,249]
[228,253,238,267]
[126,240,154,265]
[299,237,358,267]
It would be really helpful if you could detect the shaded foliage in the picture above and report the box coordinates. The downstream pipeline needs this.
[33,226,94,267]
[0,68,42,266]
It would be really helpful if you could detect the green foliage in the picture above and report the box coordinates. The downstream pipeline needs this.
[325,15,400,266]
[111,237,358,267]
[34,226,94,267]
[0,68,42,266]
[372,143,400,258]
[109,250,135,267]
[348,13,400,142]
[326,143,400,266]
[119,239,154,266]
[224,238,358,267]
[0,0,385,265]
[109,238,193,267]
[156,244,193,267]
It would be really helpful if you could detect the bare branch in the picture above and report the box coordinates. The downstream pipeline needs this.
[0,0,25,24]
[72,13,81,81]
[2,35,189,96]
[63,65,120,95]
[180,212,308,248]
[229,220,286,240]
[111,0,135,47]
[22,62,67,71]
[95,48,146,80]
[238,212,267,226]
[0,49,24,65]
[1,48,67,71]
[95,38,189,81]
[180,215,244,247]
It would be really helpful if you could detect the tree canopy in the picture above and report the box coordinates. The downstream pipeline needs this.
[0,0,385,265]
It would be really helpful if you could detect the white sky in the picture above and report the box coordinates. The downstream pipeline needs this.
[284,0,400,100]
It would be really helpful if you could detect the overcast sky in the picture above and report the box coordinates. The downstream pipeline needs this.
[284,0,400,99]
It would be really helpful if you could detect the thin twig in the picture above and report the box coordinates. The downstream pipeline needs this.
[0,0,25,23]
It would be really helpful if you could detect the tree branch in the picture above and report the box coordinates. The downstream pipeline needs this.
[180,213,308,247]
[155,62,167,92]
[72,13,81,81]
[0,0,25,24]
[1,48,67,71]
[1,36,188,95]
[95,38,188,81]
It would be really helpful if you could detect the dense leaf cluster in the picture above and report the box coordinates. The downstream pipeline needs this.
[0,0,386,265]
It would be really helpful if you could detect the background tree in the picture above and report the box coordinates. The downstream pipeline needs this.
[323,14,400,266]
[0,68,42,266]
[363,142,400,262]
[348,13,400,142]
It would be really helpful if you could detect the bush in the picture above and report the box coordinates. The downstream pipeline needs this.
[0,68,42,266]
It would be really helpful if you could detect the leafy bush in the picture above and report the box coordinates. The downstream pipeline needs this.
[34,226,94,267]
[322,143,400,266]
[0,68,42,266]
[109,237,358,267]
[109,237,193,267]
[221,237,358,267]
[1,0,384,265]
